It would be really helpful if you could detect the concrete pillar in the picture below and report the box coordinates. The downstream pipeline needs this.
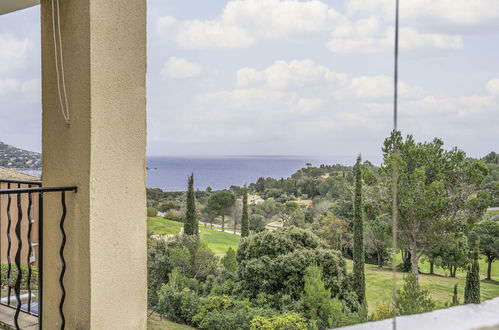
[40,0,147,328]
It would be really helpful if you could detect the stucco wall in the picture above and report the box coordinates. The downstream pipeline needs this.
[41,0,147,328]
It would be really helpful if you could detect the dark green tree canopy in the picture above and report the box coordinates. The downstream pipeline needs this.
[470,220,499,280]
[236,227,359,312]
[205,190,236,216]
[382,131,490,277]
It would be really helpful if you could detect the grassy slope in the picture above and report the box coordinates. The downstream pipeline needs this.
[148,217,498,320]
[346,256,499,312]
[148,313,195,330]
[147,217,240,256]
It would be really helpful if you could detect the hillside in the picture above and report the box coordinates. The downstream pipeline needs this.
[0,142,41,169]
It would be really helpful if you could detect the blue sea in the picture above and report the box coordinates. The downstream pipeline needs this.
[146,155,381,191]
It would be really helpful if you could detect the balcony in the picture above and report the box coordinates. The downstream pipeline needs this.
[1,0,148,328]
[0,179,77,329]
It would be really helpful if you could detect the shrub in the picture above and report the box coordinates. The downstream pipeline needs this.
[250,313,308,330]
[372,303,393,321]
[165,209,185,222]
[0,264,38,290]
[237,227,358,312]
[221,247,238,273]
[193,295,268,330]
[396,273,435,315]
[156,285,201,325]
[301,265,358,329]
[147,207,158,217]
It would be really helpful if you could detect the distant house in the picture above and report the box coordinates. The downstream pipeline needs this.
[265,221,284,231]
[294,199,313,208]
[0,167,41,266]
[248,194,265,205]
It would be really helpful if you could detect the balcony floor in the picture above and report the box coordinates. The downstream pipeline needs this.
[0,305,38,330]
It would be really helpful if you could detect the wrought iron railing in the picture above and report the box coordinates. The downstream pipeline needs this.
[0,179,77,330]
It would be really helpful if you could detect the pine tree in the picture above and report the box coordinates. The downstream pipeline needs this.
[241,186,250,237]
[464,241,481,304]
[184,173,198,235]
[353,154,366,305]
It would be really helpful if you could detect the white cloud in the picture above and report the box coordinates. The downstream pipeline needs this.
[197,88,321,116]
[334,75,424,99]
[237,59,347,89]
[328,21,463,54]
[486,79,499,95]
[345,0,499,32]
[0,33,29,74]
[160,57,203,79]
[156,0,342,49]
[0,79,20,95]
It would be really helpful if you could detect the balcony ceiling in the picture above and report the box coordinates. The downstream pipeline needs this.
[0,0,39,15]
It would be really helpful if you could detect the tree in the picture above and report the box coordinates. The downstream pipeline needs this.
[315,213,350,255]
[236,227,359,312]
[184,174,198,235]
[301,265,354,329]
[470,220,499,280]
[382,132,489,279]
[230,199,242,234]
[451,284,460,306]
[221,247,238,273]
[201,206,216,229]
[439,233,469,278]
[205,190,236,232]
[464,242,481,304]
[147,207,158,217]
[482,151,499,165]
[352,155,366,305]
[249,214,266,233]
[365,217,390,268]
[241,187,250,237]
[396,273,435,315]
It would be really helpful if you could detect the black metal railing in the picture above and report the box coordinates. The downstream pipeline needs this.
[0,179,77,330]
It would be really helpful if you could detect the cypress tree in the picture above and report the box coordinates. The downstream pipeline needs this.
[184,173,198,235]
[452,284,459,306]
[353,154,366,305]
[464,241,481,304]
[241,186,250,237]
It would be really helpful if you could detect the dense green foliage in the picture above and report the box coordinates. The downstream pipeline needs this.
[352,155,366,305]
[301,265,358,329]
[464,247,481,304]
[221,247,238,273]
[146,139,499,328]
[147,207,158,217]
[241,187,250,237]
[396,273,435,315]
[470,220,499,280]
[382,131,490,277]
[250,313,308,330]
[205,190,236,232]
[236,227,359,312]
[184,174,198,235]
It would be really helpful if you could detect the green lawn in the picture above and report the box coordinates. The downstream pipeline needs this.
[346,256,499,312]
[147,217,240,256]
[147,216,499,318]
[148,313,194,330]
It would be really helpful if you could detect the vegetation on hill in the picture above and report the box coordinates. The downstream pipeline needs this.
[0,141,41,169]
[145,135,498,329]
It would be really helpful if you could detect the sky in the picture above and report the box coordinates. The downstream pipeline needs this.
[0,0,498,159]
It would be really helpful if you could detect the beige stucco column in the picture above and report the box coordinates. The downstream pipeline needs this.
[40,0,147,328]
